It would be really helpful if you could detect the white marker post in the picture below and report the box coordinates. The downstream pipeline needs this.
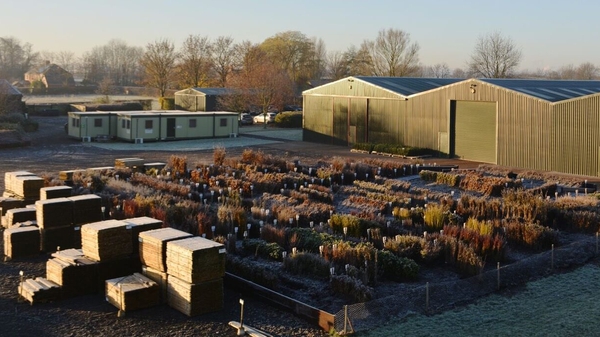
[238,299,245,336]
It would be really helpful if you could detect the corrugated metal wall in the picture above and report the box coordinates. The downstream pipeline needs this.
[552,94,600,176]
[303,79,600,176]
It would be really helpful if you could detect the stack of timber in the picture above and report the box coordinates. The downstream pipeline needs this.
[0,197,24,228]
[3,222,40,259]
[124,217,163,256]
[141,265,168,304]
[5,171,44,201]
[36,198,76,252]
[165,237,226,316]
[68,194,102,225]
[4,207,36,228]
[97,255,142,291]
[18,277,61,304]
[35,198,74,229]
[40,186,72,200]
[165,237,226,284]
[115,158,144,171]
[58,169,85,185]
[81,220,132,262]
[143,162,166,171]
[105,273,159,312]
[138,228,192,304]
[0,197,24,215]
[167,275,224,316]
[139,228,192,272]
[47,249,99,296]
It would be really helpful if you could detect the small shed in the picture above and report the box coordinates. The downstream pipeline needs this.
[159,111,239,139]
[174,88,232,111]
[67,111,117,141]
[0,79,23,113]
[116,111,161,143]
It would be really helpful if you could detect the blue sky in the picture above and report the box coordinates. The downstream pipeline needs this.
[2,0,599,71]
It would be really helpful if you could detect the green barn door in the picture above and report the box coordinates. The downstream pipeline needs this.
[349,99,367,145]
[452,101,497,163]
[333,98,348,146]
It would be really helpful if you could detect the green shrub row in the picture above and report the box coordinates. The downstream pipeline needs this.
[377,250,419,281]
[330,274,374,302]
[226,255,279,289]
[274,111,302,128]
[283,252,331,279]
[352,142,435,156]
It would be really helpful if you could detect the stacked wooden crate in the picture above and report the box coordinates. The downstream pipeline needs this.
[105,273,160,312]
[143,162,166,172]
[3,223,40,259]
[138,228,192,303]
[40,186,72,200]
[46,249,99,297]
[36,198,75,252]
[18,277,61,304]
[4,207,36,228]
[165,237,226,316]
[81,220,133,261]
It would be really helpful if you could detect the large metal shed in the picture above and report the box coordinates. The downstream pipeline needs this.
[174,87,232,111]
[303,76,600,177]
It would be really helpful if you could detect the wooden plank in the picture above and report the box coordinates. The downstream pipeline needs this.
[139,228,192,272]
[165,237,225,284]
[105,273,159,312]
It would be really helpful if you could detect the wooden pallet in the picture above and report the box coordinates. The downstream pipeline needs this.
[105,273,159,312]
[18,277,61,305]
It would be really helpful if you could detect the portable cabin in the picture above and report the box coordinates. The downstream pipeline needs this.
[116,111,161,143]
[67,111,116,141]
[159,111,239,140]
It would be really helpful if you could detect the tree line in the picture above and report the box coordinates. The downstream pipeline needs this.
[1,30,599,111]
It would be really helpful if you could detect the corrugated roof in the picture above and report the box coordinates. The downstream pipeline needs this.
[480,78,600,102]
[191,87,232,96]
[0,79,22,95]
[356,77,463,96]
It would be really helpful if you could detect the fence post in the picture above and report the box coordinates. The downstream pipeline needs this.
[497,262,500,290]
[343,305,348,334]
[551,244,554,269]
[425,282,429,312]
[596,232,598,255]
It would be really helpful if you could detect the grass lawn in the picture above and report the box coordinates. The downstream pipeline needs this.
[361,264,600,337]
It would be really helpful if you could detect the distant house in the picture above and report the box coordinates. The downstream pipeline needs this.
[174,87,233,111]
[0,79,24,113]
[25,61,75,88]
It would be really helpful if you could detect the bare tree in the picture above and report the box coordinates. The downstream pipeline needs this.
[422,63,451,78]
[80,40,143,85]
[326,50,348,80]
[222,52,294,121]
[468,32,522,78]
[96,77,117,103]
[362,28,420,77]
[0,37,39,80]
[575,62,599,80]
[212,36,236,87]
[343,45,372,76]
[178,35,212,88]
[452,68,467,78]
[140,39,178,97]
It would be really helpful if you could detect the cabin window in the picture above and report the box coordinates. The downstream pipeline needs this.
[189,119,197,128]
[72,118,79,127]
[220,118,227,127]
[121,120,126,128]
[94,118,102,127]
[145,120,153,129]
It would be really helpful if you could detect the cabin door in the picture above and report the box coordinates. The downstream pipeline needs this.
[166,118,176,138]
